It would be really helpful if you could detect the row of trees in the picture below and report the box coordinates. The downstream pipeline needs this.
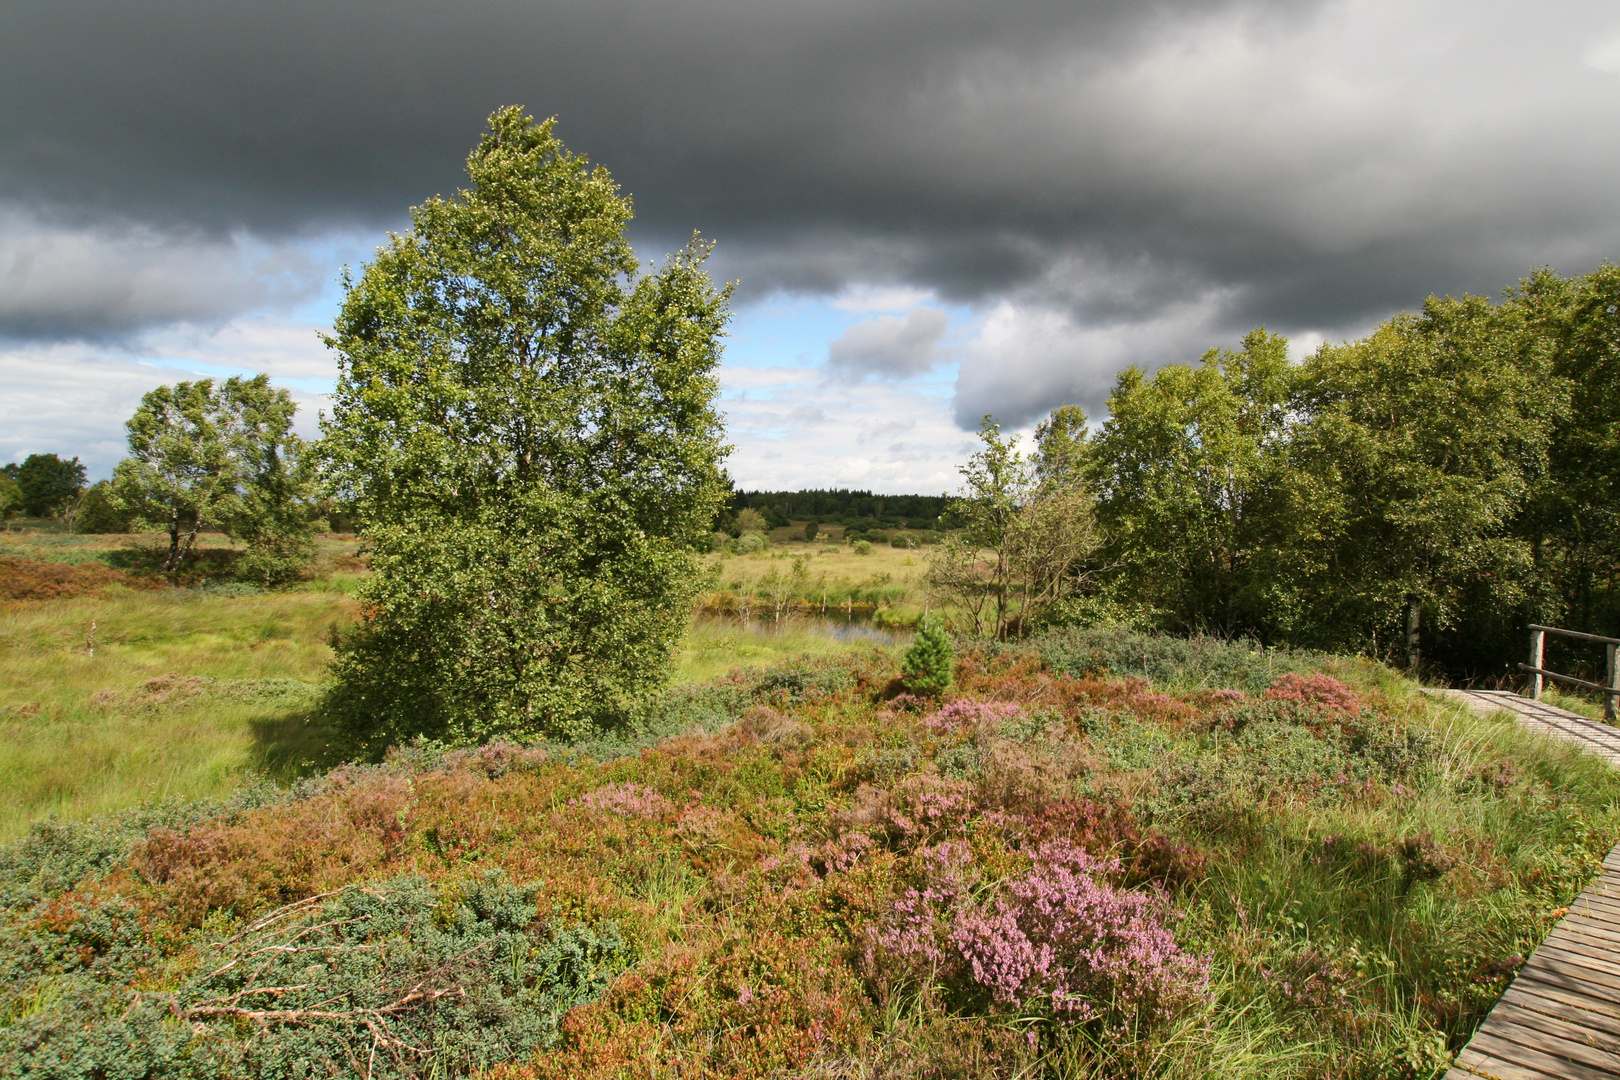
[936,268,1620,680]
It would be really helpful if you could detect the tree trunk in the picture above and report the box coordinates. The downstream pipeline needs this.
[1405,596,1422,675]
[166,511,183,578]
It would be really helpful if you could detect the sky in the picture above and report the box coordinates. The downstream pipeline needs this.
[3,0,1619,493]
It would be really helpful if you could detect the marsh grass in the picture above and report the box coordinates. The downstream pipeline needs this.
[0,589,358,838]
[3,636,1618,1077]
[0,583,876,840]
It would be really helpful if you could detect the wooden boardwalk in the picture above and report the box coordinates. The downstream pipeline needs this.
[1435,689,1620,1079]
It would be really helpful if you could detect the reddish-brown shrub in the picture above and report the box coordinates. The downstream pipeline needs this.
[1264,673,1361,715]
[0,557,154,600]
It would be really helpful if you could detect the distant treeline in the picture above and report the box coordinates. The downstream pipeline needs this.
[726,489,951,530]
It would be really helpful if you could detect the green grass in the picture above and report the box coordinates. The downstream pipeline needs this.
[0,588,358,839]
[0,584,881,841]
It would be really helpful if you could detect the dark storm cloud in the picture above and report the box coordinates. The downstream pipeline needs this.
[4,0,1619,424]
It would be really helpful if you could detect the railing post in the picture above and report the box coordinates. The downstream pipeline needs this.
[1530,627,1546,701]
[1607,642,1618,724]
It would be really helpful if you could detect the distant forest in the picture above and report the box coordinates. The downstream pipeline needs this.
[726,489,951,530]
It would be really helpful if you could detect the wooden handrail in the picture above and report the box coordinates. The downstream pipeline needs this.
[1528,624,1620,647]
[1524,625,1620,724]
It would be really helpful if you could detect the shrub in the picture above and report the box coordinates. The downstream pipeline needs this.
[924,699,1021,735]
[74,480,133,533]
[853,540,874,555]
[891,533,917,548]
[1265,672,1362,714]
[736,530,769,554]
[572,782,672,818]
[0,873,626,1079]
[902,614,955,696]
[1026,627,1322,693]
[879,840,1209,1035]
[803,521,820,542]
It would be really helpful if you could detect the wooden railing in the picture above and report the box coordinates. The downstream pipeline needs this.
[1521,624,1620,723]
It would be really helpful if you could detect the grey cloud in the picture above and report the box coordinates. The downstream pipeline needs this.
[3,0,1619,428]
[828,307,948,379]
[0,210,327,338]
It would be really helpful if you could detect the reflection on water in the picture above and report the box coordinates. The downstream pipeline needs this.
[693,613,910,647]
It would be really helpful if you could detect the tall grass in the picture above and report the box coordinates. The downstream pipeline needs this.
[0,587,881,840]
[0,589,356,838]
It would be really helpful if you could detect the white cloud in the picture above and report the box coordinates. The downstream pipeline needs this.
[0,325,331,479]
[827,306,949,379]
[952,294,1234,427]
[719,364,973,494]
[1584,33,1620,73]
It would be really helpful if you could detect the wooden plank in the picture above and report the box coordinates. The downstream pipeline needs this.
[1436,694,1620,1078]
[1543,928,1620,967]
[1515,967,1620,1016]
[1504,983,1620,1034]
[1568,893,1620,919]
[1462,1029,1620,1080]
[1486,1000,1620,1062]
[1526,945,1620,991]
[1555,913,1620,944]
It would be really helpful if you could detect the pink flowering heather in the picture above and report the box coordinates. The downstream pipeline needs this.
[878,841,976,963]
[925,699,1024,735]
[882,839,1209,1027]
[571,781,672,819]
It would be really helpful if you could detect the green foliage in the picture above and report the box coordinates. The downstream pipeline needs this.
[13,454,86,519]
[109,376,314,583]
[1285,297,1563,665]
[111,380,240,577]
[0,474,20,520]
[802,520,820,542]
[0,871,624,1079]
[733,507,770,536]
[1024,626,1326,694]
[1066,270,1619,679]
[932,415,1100,638]
[901,613,954,695]
[320,107,730,749]
[225,374,317,586]
[71,481,131,534]
[1089,329,1292,637]
[852,540,874,555]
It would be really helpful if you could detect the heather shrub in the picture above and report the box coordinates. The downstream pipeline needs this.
[879,839,1209,1041]
[1265,671,1362,714]
[925,699,1023,735]
[572,782,673,819]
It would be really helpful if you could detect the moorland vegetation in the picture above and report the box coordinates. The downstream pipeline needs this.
[2,104,1620,1077]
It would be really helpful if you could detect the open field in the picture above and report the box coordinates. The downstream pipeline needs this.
[703,536,933,625]
[0,534,907,839]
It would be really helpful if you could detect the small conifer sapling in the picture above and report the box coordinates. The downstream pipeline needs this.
[902,613,954,696]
